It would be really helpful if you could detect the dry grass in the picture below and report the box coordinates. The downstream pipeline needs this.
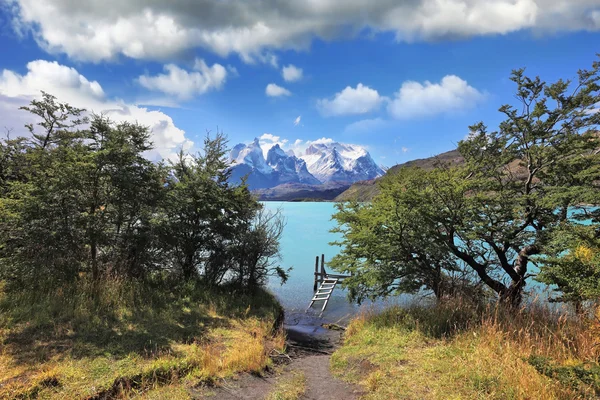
[265,371,307,400]
[0,278,285,399]
[331,298,600,399]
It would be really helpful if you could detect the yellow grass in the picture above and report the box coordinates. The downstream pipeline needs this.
[331,299,600,400]
[0,278,285,399]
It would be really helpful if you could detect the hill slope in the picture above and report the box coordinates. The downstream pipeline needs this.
[335,149,464,201]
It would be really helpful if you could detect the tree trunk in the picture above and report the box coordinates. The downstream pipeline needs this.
[500,244,540,307]
[91,240,98,281]
[182,253,196,280]
[431,264,443,300]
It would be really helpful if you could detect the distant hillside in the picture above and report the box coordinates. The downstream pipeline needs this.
[254,182,350,201]
[335,149,464,202]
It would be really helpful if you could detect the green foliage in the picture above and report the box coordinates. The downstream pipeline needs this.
[0,92,285,292]
[537,224,600,304]
[332,57,600,305]
[330,167,484,302]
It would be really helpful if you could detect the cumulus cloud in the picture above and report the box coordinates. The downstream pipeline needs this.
[7,0,600,63]
[282,65,303,82]
[0,60,191,161]
[266,83,291,97]
[293,115,301,126]
[258,133,288,157]
[388,75,485,119]
[138,59,227,100]
[317,84,384,116]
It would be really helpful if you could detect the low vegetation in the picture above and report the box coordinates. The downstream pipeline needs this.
[0,278,284,399]
[332,300,600,399]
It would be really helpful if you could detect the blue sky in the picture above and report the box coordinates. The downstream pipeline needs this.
[1,1,599,165]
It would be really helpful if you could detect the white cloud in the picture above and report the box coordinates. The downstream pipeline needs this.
[307,137,335,146]
[138,59,227,100]
[266,83,291,97]
[344,118,387,134]
[388,75,485,119]
[258,132,288,157]
[402,147,409,153]
[317,83,384,116]
[293,115,301,126]
[8,0,600,63]
[0,60,191,161]
[260,133,286,144]
[282,65,303,82]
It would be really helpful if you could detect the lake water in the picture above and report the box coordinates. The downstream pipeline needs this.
[262,202,407,326]
[261,202,580,326]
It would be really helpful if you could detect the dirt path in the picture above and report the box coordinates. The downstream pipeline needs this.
[199,323,362,399]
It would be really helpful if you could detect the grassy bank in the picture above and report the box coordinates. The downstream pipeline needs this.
[331,300,600,399]
[0,278,284,399]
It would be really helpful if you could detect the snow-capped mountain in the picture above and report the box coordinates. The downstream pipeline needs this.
[228,139,320,189]
[227,139,383,190]
[300,142,384,183]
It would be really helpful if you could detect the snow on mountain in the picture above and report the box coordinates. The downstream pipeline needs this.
[232,138,273,175]
[300,142,384,183]
[228,140,319,189]
[228,139,383,190]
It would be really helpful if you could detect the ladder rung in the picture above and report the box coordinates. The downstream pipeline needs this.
[317,290,333,294]
[312,296,330,301]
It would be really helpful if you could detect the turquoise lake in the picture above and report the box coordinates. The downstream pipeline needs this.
[262,202,406,324]
[261,201,575,324]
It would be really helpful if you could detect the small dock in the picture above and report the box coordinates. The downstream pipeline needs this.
[306,254,350,315]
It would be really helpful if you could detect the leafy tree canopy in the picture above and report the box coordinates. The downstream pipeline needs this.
[331,57,600,306]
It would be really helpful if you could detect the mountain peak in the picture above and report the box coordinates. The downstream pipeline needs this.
[228,141,320,189]
[299,141,383,183]
[229,139,382,189]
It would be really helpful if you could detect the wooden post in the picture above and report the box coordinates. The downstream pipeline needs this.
[321,254,325,278]
[314,256,319,291]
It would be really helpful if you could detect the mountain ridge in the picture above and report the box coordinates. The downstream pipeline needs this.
[227,139,384,198]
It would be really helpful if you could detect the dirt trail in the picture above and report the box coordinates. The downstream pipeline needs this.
[199,323,362,400]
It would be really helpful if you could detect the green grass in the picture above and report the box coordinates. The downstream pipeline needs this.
[0,277,285,399]
[331,301,599,400]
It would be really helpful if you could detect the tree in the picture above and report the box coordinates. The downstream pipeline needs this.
[229,207,288,288]
[80,115,165,279]
[0,94,90,287]
[158,133,261,283]
[332,58,600,306]
[1,93,287,293]
[329,167,474,303]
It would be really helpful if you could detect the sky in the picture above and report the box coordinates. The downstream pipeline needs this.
[0,1,599,166]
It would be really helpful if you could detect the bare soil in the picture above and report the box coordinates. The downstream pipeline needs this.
[197,323,363,399]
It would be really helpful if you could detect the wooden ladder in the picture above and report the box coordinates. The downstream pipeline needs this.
[307,277,339,314]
